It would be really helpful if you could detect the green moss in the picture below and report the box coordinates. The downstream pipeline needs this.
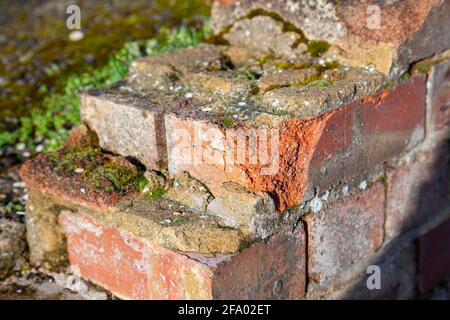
[275,61,312,70]
[380,174,388,188]
[258,54,275,65]
[143,187,166,199]
[311,79,331,87]
[0,23,211,152]
[138,175,149,191]
[324,60,343,70]
[416,63,431,74]
[307,40,331,57]
[172,215,188,225]
[222,117,236,128]
[49,137,144,194]
[238,238,255,252]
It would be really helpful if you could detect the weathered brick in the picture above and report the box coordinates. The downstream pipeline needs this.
[127,44,226,94]
[206,182,278,239]
[165,107,330,211]
[386,144,450,239]
[358,75,426,152]
[429,58,450,134]
[212,0,450,75]
[59,210,307,300]
[325,242,417,300]
[419,218,450,293]
[308,76,426,193]
[305,182,385,288]
[212,223,307,300]
[59,212,214,300]
[80,91,167,171]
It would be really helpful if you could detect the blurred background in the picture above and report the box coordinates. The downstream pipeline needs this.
[0,0,210,221]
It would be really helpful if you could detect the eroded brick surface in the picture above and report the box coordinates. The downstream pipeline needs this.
[429,59,450,133]
[80,91,167,171]
[386,144,450,239]
[212,223,307,300]
[59,212,214,300]
[306,182,385,288]
[212,0,449,74]
[309,76,426,194]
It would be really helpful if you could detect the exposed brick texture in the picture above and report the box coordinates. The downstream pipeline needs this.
[305,182,385,289]
[386,144,450,239]
[212,224,307,299]
[330,242,417,300]
[429,59,450,133]
[309,75,426,194]
[60,212,214,300]
[419,218,450,293]
[80,92,167,171]
[59,211,307,300]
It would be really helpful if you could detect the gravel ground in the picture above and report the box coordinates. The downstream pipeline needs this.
[0,269,114,300]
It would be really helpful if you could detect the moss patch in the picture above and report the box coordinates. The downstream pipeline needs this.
[307,40,331,57]
[48,129,144,195]
[143,187,166,199]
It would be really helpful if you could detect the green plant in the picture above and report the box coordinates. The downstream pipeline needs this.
[144,187,166,199]
[222,116,236,128]
[0,24,211,153]
[307,40,331,57]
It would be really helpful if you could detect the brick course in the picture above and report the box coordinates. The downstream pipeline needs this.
[305,182,385,289]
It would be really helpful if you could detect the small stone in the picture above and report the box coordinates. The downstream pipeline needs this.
[12,182,25,188]
[16,143,26,151]
[69,30,84,42]
[74,168,85,174]
[164,172,212,212]
[207,183,278,239]
[359,180,368,190]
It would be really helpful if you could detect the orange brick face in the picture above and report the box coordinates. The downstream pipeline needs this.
[59,212,213,300]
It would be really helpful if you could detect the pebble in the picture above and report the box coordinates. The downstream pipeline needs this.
[13,182,25,188]
[68,30,84,42]
[74,168,85,174]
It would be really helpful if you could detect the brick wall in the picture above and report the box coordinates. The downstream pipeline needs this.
[18,0,450,299]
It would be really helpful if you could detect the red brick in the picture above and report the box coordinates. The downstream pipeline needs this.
[305,182,385,288]
[386,144,450,239]
[212,223,307,299]
[419,218,450,293]
[359,76,426,137]
[309,76,426,193]
[59,212,214,300]
[326,242,416,300]
[165,112,329,211]
[429,59,450,133]
[311,104,354,163]
[59,211,308,300]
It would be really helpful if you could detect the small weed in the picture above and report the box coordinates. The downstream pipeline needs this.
[222,117,236,128]
[172,215,188,225]
[143,187,166,199]
[0,24,211,153]
[307,40,331,57]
